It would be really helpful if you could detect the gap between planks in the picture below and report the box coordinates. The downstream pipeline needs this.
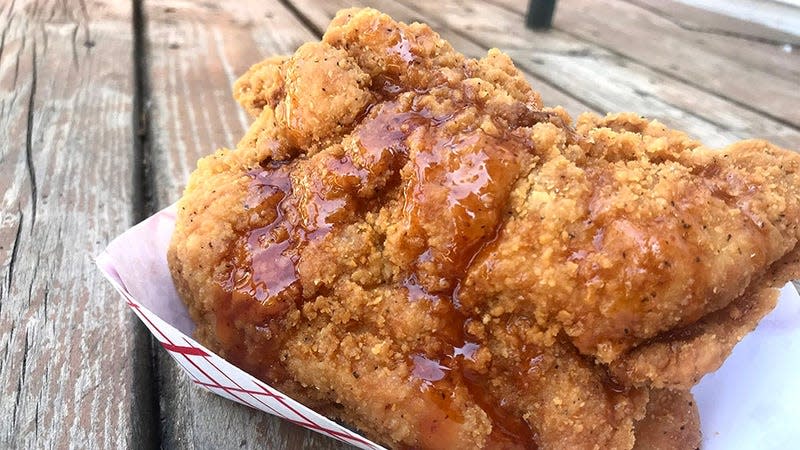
[137,0,355,448]
[131,0,163,449]
[487,0,800,132]
[0,0,159,447]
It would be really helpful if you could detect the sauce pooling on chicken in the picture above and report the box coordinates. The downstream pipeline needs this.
[218,82,549,446]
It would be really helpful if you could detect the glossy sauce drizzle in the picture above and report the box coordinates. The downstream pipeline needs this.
[217,76,550,445]
[240,165,298,302]
[215,103,428,381]
[213,161,300,381]
[404,276,539,449]
[357,96,542,447]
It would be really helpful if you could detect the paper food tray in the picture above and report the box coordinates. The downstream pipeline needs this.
[97,205,800,449]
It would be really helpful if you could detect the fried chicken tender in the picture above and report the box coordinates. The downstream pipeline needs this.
[611,248,800,389]
[168,7,800,450]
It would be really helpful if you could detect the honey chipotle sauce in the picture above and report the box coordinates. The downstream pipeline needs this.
[214,55,560,448]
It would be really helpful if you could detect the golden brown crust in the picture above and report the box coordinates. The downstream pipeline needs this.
[460,115,800,364]
[610,245,800,389]
[633,389,701,450]
[168,7,800,450]
[233,55,288,117]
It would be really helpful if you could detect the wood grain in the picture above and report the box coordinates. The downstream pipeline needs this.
[0,0,156,448]
[664,0,800,37]
[625,0,800,45]
[140,1,351,448]
[495,0,800,44]
[491,0,800,128]
[392,0,800,149]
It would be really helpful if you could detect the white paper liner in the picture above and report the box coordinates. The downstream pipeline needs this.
[97,205,800,449]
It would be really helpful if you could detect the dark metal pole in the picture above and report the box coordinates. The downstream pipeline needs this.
[526,0,557,29]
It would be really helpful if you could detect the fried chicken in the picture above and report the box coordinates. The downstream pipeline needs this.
[632,389,701,450]
[168,7,800,449]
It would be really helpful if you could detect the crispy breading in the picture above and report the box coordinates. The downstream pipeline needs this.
[169,7,800,449]
[633,389,701,450]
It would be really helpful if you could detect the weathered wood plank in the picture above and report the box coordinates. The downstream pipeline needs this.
[491,0,800,128]
[140,1,351,448]
[496,0,800,44]
[289,0,596,117]
[392,0,800,149]
[626,0,800,45]
[495,0,800,79]
[668,0,800,37]
[0,0,157,448]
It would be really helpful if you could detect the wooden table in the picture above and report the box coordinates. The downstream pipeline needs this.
[1,0,797,448]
